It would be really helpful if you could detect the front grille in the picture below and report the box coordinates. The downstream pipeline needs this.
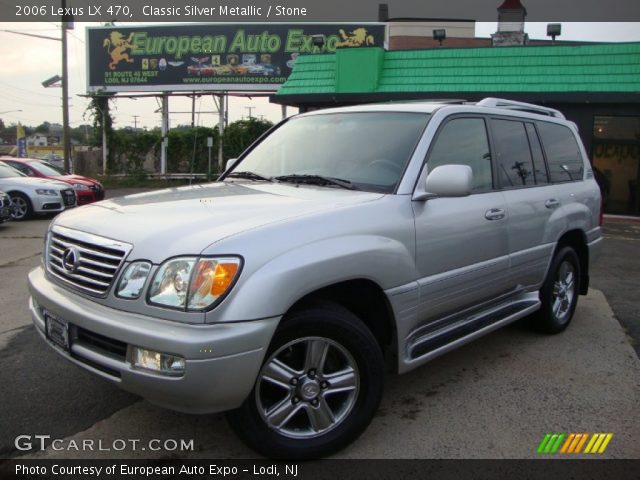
[89,185,105,200]
[47,226,132,296]
[61,189,76,206]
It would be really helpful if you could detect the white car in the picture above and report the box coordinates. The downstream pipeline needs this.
[0,162,76,220]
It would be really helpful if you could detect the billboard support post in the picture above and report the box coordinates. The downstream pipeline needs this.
[161,94,169,175]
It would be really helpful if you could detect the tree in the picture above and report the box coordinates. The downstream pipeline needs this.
[34,121,51,133]
[223,118,273,160]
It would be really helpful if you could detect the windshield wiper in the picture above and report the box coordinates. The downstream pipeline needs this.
[274,174,357,190]
[226,171,273,182]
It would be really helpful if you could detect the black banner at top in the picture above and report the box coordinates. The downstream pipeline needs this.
[3,0,640,22]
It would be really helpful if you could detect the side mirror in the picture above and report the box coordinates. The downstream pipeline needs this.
[225,158,238,172]
[419,164,473,199]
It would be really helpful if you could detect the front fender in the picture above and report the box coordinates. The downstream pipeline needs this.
[208,235,416,322]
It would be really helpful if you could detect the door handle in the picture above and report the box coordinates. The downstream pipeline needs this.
[545,198,560,209]
[485,208,506,221]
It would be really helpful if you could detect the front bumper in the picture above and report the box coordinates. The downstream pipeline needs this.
[28,266,280,414]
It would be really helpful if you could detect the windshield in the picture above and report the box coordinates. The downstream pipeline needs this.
[31,160,66,176]
[0,163,25,178]
[230,112,429,193]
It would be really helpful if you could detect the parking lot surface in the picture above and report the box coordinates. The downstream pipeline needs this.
[1,192,639,459]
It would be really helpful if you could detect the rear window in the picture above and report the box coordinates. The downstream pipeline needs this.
[537,122,584,183]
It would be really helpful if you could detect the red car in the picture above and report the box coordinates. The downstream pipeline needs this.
[0,157,105,206]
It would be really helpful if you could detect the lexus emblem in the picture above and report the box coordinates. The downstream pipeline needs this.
[61,247,80,273]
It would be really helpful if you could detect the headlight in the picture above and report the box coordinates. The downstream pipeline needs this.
[36,189,58,196]
[73,183,90,191]
[116,261,152,299]
[148,256,241,311]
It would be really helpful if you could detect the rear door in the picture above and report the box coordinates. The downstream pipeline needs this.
[412,116,510,323]
[490,117,557,290]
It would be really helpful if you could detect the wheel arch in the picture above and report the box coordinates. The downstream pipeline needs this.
[284,279,397,367]
[555,229,589,295]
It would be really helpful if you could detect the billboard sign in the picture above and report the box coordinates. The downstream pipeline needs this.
[86,23,385,93]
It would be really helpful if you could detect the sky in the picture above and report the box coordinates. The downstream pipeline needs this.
[0,22,639,131]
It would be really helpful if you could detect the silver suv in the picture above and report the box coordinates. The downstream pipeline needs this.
[28,98,602,459]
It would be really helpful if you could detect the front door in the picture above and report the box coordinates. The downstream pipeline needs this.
[412,116,510,324]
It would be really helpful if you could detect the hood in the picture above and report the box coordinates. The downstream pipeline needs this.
[53,181,383,263]
[0,176,71,190]
[59,174,99,186]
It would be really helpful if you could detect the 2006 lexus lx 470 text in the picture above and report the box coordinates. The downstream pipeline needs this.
[29,98,602,459]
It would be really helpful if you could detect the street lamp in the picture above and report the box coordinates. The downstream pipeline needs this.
[433,29,447,47]
[547,23,562,44]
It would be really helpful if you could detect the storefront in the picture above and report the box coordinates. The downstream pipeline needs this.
[272,42,640,215]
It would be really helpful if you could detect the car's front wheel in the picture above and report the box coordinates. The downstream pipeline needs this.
[9,192,33,221]
[226,302,384,459]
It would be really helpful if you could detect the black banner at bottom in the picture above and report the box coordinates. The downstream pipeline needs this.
[1,459,639,480]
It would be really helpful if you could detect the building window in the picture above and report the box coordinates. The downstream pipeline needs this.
[593,116,640,215]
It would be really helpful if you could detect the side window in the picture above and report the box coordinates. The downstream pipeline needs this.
[537,122,585,183]
[525,123,549,185]
[427,118,493,192]
[492,119,535,188]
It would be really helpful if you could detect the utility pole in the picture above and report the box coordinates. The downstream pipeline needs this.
[61,0,71,173]
[218,94,225,172]
[132,115,139,130]
[245,106,255,119]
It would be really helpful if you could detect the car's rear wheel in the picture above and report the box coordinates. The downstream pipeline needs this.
[9,192,33,221]
[226,302,384,459]
[533,246,581,334]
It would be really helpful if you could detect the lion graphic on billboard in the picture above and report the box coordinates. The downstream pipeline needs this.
[103,32,136,70]
[336,28,375,48]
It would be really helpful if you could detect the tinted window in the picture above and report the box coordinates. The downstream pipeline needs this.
[492,119,535,188]
[525,123,549,184]
[537,122,584,182]
[427,118,493,192]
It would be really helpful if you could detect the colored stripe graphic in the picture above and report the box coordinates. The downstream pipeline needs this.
[537,433,565,454]
[585,433,613,454]
[538,433,612,454]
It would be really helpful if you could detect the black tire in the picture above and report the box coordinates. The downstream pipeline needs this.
[9,192,33,221]
[226,302,384,459]
[533,246,581,334]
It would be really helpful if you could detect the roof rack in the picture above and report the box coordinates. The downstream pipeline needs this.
[476,97,565,119]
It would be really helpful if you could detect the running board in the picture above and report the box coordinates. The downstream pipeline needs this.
[403,293,540,371]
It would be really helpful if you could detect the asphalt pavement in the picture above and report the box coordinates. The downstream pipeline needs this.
[0,194,638,459]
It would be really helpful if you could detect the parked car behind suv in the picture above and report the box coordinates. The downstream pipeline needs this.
[0,190,13,223]
[28,98,602,459]
[0,157,105,205]
[0,163,76,220]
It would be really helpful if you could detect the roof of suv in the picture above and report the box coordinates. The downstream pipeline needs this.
[299,97,566,121]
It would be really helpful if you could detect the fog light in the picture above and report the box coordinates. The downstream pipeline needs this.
[129,346,185,376]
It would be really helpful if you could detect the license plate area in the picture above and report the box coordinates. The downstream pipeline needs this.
[45,311,70,351]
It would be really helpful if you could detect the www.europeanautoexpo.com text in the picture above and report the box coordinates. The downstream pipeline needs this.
[15,463,299,477]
